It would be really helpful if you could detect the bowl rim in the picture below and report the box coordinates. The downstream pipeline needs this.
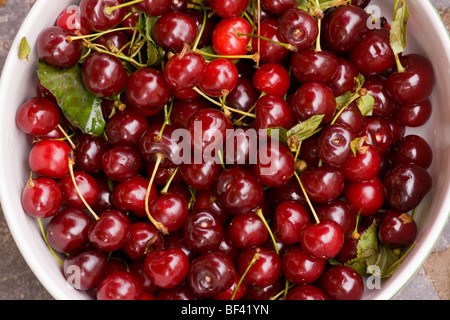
[0,0,449,300]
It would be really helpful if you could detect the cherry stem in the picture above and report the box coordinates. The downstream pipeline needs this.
[255,209,279,255]
[37,217,64,266]
[235,32,297,52]
[231,247,261,300]
[191,0,207,51]
[158,97,174,140]
[395,54,406,73]
[160,167,180,195]
[256,0,261,68]
[217,149,226,170]
[145,153,169,235]
[195,48,258,61]
[104,0,143,15]
[68,150,99,221]
[351,213,361,240]
[57,124,77,150]
[67,27,137,42]
[293,171,320,224]
[107,254,130,273]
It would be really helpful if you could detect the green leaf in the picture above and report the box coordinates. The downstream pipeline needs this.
[356,93,375,116]
[18,37,31,62]
[354,73,365,91]
[137,13,163,66]
[37,60,106,136]
[267,127,288,145]
[335,91,353,110]
[390,0,410,55]
[285,115,324,152]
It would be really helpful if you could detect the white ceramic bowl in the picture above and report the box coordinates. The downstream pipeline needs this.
[0,0,449,300]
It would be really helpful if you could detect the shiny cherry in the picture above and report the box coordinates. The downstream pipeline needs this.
[96,271,143,300]
[378,210,417,247]
[318,265,364,300]
[300,165,345,204]
[79,0,127,32]
[16,97,61,136]
[253,62,291,97]
[238,247,281,287]
[278,8,318,50]
[387,134,433,169]
[299,220,344,259]
[227,212,268,249]
[63,249,107,290]
[344,176,384,216]
[282,245,326,284]
[21,177,62,219]
[88,209,131,252]
[198,58,239,97]
[291,47,338,84]
[209,0,250,18]
[251,18,291,63]
[184,210,224,254]
[212,16,252,56]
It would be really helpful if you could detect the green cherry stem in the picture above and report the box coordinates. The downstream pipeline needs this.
[231,248,261,300]
[293,171,320,224]
[37,217,64,266]
[160,167,180,195]
[104,0,144,15]
[191,0,207,51]
[255,209,279,255]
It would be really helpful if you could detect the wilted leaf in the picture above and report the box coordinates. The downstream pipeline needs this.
[18,37,31,62]
[390,0,410,55]
[356,93,375,116]
[37,60,106,136]
[335,91,353,110]
[285,115,324,152]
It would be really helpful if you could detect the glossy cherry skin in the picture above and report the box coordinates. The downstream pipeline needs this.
[148,193,189,233]
[95,29,130,53]
[291,48,338,84]
[261,0,297,15]
[363,76,398,118]
[238,247,281,287]
[46,208,93,254]
[226,78,259,116]
[112,175,157,218]
[300,166,345,204]
[215,167,264,213]
[227,213,268,249]
[29,140,72,179]
[278,8,318,50]
[192,189,230,224]
[341,144,381,182]
[360,117,393,156]
[253,62,291,97]
[282,245,326,284]
[152,11,198,52]
[88,209,131,252]
[136,0,172,16]
[37,26,82,69]
[214,274,247,300]
[350,28,395,76]
[104,109,149,147]
[395,99,432,127]
[164,51,206,91]
[316,200,357,238]
[378,210,417,247]
[317,124,356,167]
[290,82,336,124]
[170,99,209,129]
[300,220,344,259]
[74,134,109,174]
[185,10,214,48]
[126,68,172,114]
[59,170,100,209]
[319,266,364,300]
[209,0,250,18]
[79,0,127,32]
[184,210,223,254]
[96,271,143,300]
[327,58,359,97]
[387,134,433,169]
[16,97,61,136]
[180,160,222,191]
[21,177,62,219]
[199,58,239,97]
[344,176,384,216]
[334,102,365,135]
[188,252,237,298]
[82,52,127,98]
[57,5,91,35]
[285,284,327,300]
[383,162,432,212]
[122,222,162,260]
[243,277,284,300]
[254,141,295,188]
[251,19,291,63]
[322,5,369,52]
[273,201,310,245]
[144,248,190,289]
[386,54,435,105]
[63,249,107,290]
[212,17,252,56]
[157,284,197,300]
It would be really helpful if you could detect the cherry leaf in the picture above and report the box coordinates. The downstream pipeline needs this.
[356,93,375,116]
[37,60,106,136]
[390,0,410,55]
[137,13,163,66]
[335,91,353,110]
[285,115,324,152]
[266,127,288,145]
[18,37,31,63]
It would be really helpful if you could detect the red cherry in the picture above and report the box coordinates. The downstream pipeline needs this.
[299,220,344,259]
[212,17,252,56]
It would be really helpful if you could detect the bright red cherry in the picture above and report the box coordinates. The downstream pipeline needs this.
[318,265,364,300]
[16,97,61,136]
[299,220,344,260]
[96,271,143,300]
[198,58,239,97]
[212,17,252,56]
[21,177,62,219]
[253,62,291,97]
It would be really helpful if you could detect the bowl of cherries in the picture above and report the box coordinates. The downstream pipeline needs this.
[0,0,449,301]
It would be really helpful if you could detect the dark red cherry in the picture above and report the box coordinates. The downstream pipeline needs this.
[16,97,61,136]
[135,0,171,16]
[79,0,127,32]
[188,252,237,298]
[46,208,93,254]
[226,78,259,117]
[104,109,149,147]
[21,177,62,219]
[184,210,224,254]
[251,18,291,63]
[148,193,189,233]
[299,220,344,259]
[344,176,385,216]
[317,124,356,167]
[261,0,297,15]
[350,28,395,76]
[82,52,128,98]
[59,170,100,209]
[88,209,131,252]
[290,82,336,124]
[209,0,250,18]
[152,11,198,52]
[253,62,291,97]
[285,284,327,300]
[164,50,207,91]
[238,247,281,287]
[360,117,393,156]
[180,160,222,191]
[278,8,318,50]
[254,95,294,130]
[144,248,190,289]
[227,213,268,249]
[215,167,264,213]
[378,210,417,247]
[273,201,310,245]
[383,162,432,212]
[291,48,338,84]
[74,134,109,174]
[362,76,398,118]
[36,26,82,69]
[341,144,381,182]
[63,249,107,290]
[318,265,364,300]
[322,5,369,52]
[199,58,239,97]
[97,271,143,300]
[327,58,359,97]
[282,245,326,284]
[212,17,252,56]
[95,30,130,53]
[316,200,357,238]
[185,10,214,48]
[192,189,230,224]
[300,166,345,204]
[387,134,433,169]
[170,99,209,129]
[122,222,162,260]
[101,145,142,181]
[395,99,432,127]
[385,54,435,105]
[334,102,365,135]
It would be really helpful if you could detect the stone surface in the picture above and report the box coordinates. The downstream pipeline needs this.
[0,0,449,300]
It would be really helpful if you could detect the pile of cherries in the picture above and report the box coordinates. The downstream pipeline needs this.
[16,0,434,300]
